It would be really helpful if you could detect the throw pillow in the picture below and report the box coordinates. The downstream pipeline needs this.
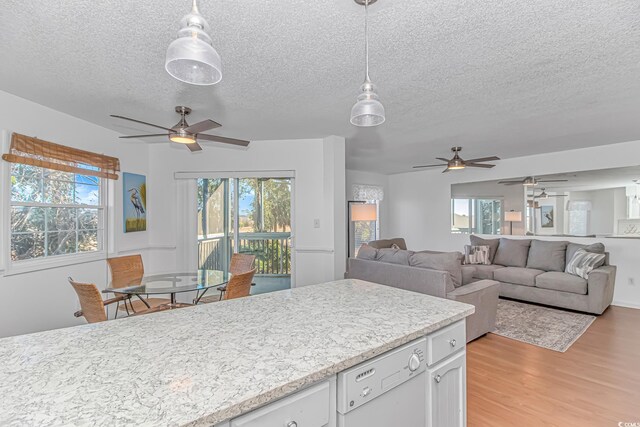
[391,243,401,250]
[469,235,500,263]
[464,245,490,265]
[566,248,606,279]
[565,242,605,270]
[493,238,532,268]
[376,248,412,265]
[526,240,568,272]
[356,244,377,260]
[409,251,463,288]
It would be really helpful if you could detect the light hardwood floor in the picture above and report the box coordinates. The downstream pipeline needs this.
[467,306,640,427]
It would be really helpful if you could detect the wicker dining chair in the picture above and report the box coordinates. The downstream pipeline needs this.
[69,278,122,324]
[107,255,170,313]
[230,253,256,274]
[198,268,256,304]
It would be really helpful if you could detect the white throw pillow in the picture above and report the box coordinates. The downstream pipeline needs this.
[566,248,606,279]
[464,245,490,265]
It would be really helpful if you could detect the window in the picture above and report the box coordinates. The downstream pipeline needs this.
[451,198,502,235]
[9,164,103,261]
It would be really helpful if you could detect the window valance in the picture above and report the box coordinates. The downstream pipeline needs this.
[352,184,384,201]
[2,133,120,180]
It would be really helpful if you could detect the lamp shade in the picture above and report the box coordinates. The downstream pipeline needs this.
[351,204,378,221]
[505,211,522,222]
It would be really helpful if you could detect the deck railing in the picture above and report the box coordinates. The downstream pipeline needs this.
[198,232,291,276]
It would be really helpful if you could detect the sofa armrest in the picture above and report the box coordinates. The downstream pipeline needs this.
[461,265,476,285]
[347,258,450,298]
[447,280,499,342]
[587,265,616,314]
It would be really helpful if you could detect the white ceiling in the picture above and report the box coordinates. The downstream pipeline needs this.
[1,0,639,174]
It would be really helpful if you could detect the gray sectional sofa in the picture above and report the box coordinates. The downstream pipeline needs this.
[347,239,499,342]
[467,236,616,314]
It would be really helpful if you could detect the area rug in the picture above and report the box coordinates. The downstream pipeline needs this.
[492,299,596,352]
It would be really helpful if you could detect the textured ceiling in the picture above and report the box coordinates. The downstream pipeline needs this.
[1,0,640,174]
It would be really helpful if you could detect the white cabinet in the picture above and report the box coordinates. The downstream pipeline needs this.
[229,379,335,427]
[426,351,466,427]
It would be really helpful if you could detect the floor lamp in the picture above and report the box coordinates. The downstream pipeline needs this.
[505,210,523,235]
[347,201,378,259]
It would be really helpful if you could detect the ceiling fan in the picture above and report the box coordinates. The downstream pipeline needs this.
[499,176,568,186]
[413,147,500,173]
[111,106,250,152]
[530,188,568,199]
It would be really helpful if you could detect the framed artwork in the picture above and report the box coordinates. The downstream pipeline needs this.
[540,205,554,228]
[123,172,146,232]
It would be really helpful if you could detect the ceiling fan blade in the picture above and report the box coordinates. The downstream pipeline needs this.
[498,180,524,185]
[442,168,451,173]
[465,163,495,168]
[119,134,168,139]
[465,156,500,163]
[186,142,203,152]
[110,115,173,132]
[436,157,450,162]
[412,164,447,169]
[539,179,569,183]
[198,134,250,147]
[184,119,222,134]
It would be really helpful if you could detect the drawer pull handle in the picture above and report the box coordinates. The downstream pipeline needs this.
[434,374,441,383]
[449,339,457,347]
[287,422,298,427]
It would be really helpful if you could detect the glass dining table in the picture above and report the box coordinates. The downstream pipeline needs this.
[104,269,228,310]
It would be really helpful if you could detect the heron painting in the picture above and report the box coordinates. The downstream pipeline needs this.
[123,172,147,232]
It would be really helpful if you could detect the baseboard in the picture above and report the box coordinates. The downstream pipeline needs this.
[612,300,640,309]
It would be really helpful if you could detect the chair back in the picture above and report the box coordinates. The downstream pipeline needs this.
[230,253,255,275]
[68,278,107,323]
[224,268,256,301]
[107,254,144,288]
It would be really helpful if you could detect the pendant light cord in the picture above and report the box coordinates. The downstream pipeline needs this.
[364,0,371,83]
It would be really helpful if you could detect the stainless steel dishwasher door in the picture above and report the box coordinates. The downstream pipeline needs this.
[337,338,427,427]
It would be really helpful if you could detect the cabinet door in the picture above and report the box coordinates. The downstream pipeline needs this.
[426,351,466,427]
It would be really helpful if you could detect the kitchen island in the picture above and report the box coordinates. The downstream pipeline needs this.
[0,279,474,426]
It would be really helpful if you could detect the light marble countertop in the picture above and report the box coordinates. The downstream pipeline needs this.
[0,279,474,427]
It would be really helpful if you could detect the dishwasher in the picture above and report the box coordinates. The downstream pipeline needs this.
[337,337,427,427]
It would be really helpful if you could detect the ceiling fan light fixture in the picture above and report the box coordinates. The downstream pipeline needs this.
[169,133,196,144]
[350,0,385,127]
[522,177,537,186]
[165,0,222,86]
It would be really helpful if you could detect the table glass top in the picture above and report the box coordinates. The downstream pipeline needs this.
[105,270,227,295]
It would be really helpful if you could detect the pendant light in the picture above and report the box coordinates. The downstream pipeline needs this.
[350,0,385,127]
[165,0,222,86]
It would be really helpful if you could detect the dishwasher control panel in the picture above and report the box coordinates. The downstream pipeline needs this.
[337,337,427,414]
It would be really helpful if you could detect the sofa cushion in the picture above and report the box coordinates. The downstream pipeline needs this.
[356,244,377,260]
[368,238,407,250]
[493,267,545,287]
[526,240,568,272]
[470,235,500,263]
[566,249,606,279]
[535,271,588,295]
[376,248,412,265]
[409,251,463,287]
[493,239,531,268]
[472,264,506,280]
[461,265,476,285]
[566,242,605,270]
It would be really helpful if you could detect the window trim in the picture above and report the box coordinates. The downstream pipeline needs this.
[3,162,108,276]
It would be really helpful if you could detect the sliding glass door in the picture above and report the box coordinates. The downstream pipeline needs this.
[197,177,292,294]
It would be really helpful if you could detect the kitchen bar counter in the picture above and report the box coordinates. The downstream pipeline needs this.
[0,279,474,426]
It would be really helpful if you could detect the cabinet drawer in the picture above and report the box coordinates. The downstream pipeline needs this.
[230,381,330,427]
[426,320,465,366]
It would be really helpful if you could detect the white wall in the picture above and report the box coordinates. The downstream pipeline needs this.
[146,136,346,288]
[387,140,640,308]
[0,90,151,338]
